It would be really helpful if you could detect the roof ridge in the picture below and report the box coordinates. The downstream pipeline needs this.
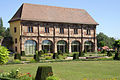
[22,3,85,11]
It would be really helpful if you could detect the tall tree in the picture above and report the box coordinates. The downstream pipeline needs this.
[4,28,11,37]
[97,32,115,48]
[0,17,5,37]
[0,17,3,27]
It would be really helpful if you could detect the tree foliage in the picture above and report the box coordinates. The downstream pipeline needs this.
[0,45,10,64]
[113,40,120,51]
[0,17,3,27]
[97,32,115,48]
[0,17,11,37]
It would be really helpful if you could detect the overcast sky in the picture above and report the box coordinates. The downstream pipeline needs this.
[0,0,120,39]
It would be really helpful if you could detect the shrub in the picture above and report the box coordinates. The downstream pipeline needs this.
[35,66,53,80]
[14,53,21,60]
[73,53,79,60]
[65,49,69,54]
[114,52,120,60]
[46,76,59,80]
[12,59,21,64]
[57,50,62,55]
[30,59,36,63]
[0,46,10,64]
[44,49,48,53]
[21,51,25,56]
[45,56,52,60]
[58,54,67,60]
[53,53,58,59]
[34,51,40,62]
[107,51,112,57]
[79,51,84,57]
[38,50,44,56]
[84,49,87,54]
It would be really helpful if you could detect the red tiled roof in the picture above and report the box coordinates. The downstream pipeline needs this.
[9,3,98,25]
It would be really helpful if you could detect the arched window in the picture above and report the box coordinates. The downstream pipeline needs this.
[84,41,94,52]
[24,40,37,55]
[71,41,80,52]
[42,40,53,53]
[57,40,67,53]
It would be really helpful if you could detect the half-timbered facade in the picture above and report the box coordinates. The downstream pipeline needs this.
[9,3,98,54]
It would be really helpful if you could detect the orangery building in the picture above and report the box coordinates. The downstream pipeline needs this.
[9,3,98,55]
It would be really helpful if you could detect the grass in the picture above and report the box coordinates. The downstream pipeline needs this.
[0,61,120,80]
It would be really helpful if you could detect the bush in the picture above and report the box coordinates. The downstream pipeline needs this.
[107,51,112,57]
[30,59,36,63]
[53,53,58,59]
[114,52,120,60]
[34,52,40,62]
[46,76,59,80]
[57,50,62,55]
[84,49,87,54]
[65,49,69,54]
[45,56,52,60]
[12,59,21,64]
[35,66,53,80]
[21,51,25,56]
[0,46,10,64]
[58,54,67,60]
[14,53,21,60]
[79,51,84,57]
[44,49,48,53]
[38,50,44,56]
[73,54,79,60]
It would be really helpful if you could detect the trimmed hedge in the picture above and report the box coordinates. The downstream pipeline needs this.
[57,50,62,55]
[53,53,58,59]
[35,66,53,80]
[38,50,44,56]
[79,51,84,57]
[107,51,112,57]
[14,53,21,60]
[34,54,40,62]
[73,53,79,60]
[21,51,25,56]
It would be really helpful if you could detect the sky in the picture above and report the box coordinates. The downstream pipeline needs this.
[0,0,120,39]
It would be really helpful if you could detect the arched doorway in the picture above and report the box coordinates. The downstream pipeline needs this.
[71,40,81,52]
[24,40,37,55]
[84,41,94,52]
[57,40,67,53]
[42,40,53,53]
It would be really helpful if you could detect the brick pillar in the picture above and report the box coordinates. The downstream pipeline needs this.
[39,42,42,51]
[82,42,84,51]
[55,42,57,53]
[95,39,97,51]
[94,26,97,52]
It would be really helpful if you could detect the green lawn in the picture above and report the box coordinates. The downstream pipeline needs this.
[0,61,120,80]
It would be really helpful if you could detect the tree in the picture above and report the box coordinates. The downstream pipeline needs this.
[98,41,105,48]
[4,28,11,37]
[97,32,115,48]
[0,45,10,64]
[0,17,5,37]
[0,17,3,27]
[113,40,120,51]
